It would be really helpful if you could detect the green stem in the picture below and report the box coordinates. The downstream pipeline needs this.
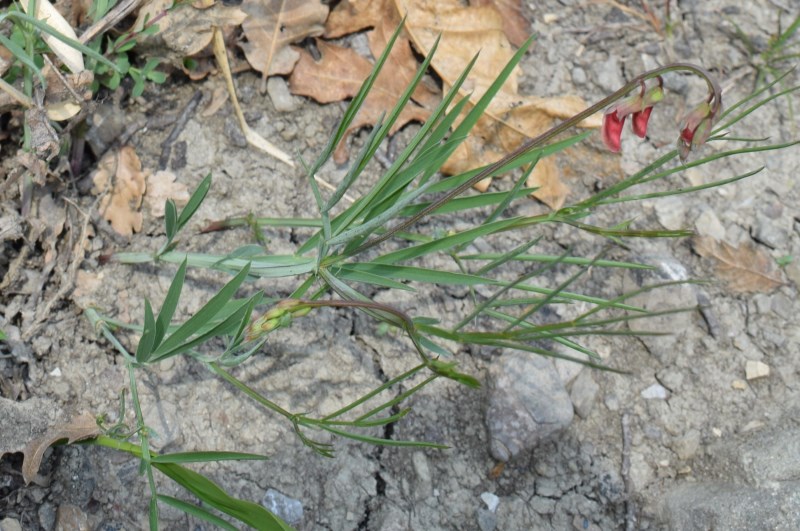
[351,63,722,255]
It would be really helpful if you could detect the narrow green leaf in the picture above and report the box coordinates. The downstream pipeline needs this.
[135,299,157,363]
[154,260,187,347]
[152,264,250,358]
[157,495,238,531]
[149,497,158,531]
[151,451,268,464]
[340,263,496,286]
[177,174,212,231]
[318,424,448,449]
[153,461,294,531]
[164,200,177,240]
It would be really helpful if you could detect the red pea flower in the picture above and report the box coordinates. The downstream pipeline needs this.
[677,101,716,161]
[601,79,664,152]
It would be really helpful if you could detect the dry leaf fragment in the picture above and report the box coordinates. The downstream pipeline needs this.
[135,0,247,61]
[472,0,531,46]
[693,236,785,293]
[91,146,148,236]
[240,0,329,92]
[289,39,431,163]
[21,412,100,484]
[145,171,190,217]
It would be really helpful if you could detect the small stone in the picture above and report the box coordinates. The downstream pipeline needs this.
[481,492,500,513]
[712,427,722,437]
[641,383,669,400]
[694,209,726,240]
[536,477,562,498]
[267,77,298,112]
[486,353,574,461]
[0,518,22,531]
[262,488,303,526]
[530,496,556,514]
[745,360,770,380]
[55,504,89,531]
[477,508,497,531]
[731,379,748,390]
[49,367,61,377]
[543,13,559,24]
[571,67,587,85]
[570,370,599,419]
[654,197,686,230]
[38,503,56,531]
[591,56,622,93]
[752,214,789,249]
[671,429,701,461]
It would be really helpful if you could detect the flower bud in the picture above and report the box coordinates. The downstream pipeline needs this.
[677,101,716,161]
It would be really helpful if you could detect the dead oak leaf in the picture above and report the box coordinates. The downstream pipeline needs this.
[240,0,328,92]
[472,0,530,47]
[289,39,431,163]
[395,0,601,209]
[693,236,785,293]
[326,0,440,110]
[145,171,190,217]
[92,146,148,236]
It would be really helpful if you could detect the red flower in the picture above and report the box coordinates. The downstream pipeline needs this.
[632,106,654,138]
[602,109,626,152]
[601,80,664,152]
[677,101,716,160]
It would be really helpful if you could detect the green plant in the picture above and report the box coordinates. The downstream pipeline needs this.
[86,7,168,97]
[69,25,797,530]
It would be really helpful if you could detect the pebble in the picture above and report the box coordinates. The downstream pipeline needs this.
[640,383,669,400]
[654,197,686,231]
[570,370,599,419]
[671,429,701,461]
[694,209,726,240]
[55,504,89,531]
[262,488,304,526]
[731,379,748,390]
[591,56,622,93]
[485,353,574,462]
[745,360,770,380]
[477,508,497,531]
[0,518,22,531]
[481,492,500,513]
[267,77,298,112]
[571,66,587,85]
[752,214,789,249]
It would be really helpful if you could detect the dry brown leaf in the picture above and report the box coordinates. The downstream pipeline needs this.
[240,0,328,92]
[326,0,440,110]
[694,236,785,293]
[91,146,148,236]
[135,0,247,61]
[145,171,190,217]
[471,0,531,46]
[394,0,601,208]
[289,39,431,163]
[21,412,100,484]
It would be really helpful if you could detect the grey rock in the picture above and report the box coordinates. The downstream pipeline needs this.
[670,429,701,461]
[0,518,22,531]
[661,482,800,531]
[477,508,497,531]
[55,504,89,531]
[571,66,587,85]
[694,209,726,240]
[752,214,789,249]
[591,57,622,93]
[655,196,686,231]
[263,488,304,526]
[641,383,669,400]
[267,77,298,112]
[570,370,599,419]
[486,353,574,461]
[38,503,56,531]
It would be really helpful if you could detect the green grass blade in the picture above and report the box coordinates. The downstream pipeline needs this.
[317,424,448,449]
[0,33,45,87]
[458,253,653,270]
[339,263,496,286]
